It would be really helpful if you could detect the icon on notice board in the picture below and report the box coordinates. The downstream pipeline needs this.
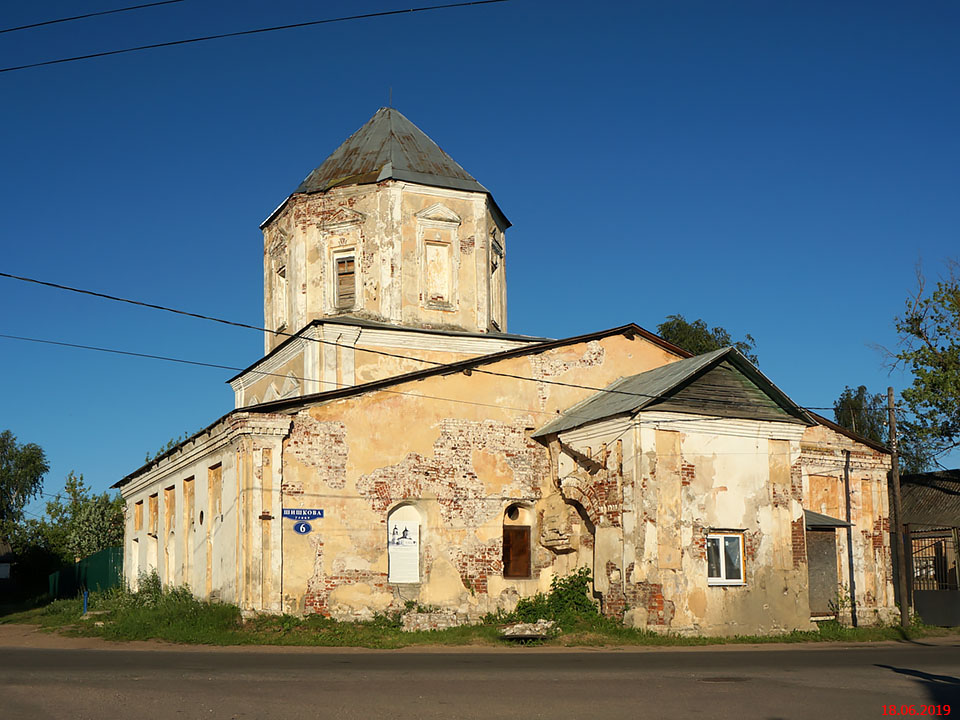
[294,521,312,535]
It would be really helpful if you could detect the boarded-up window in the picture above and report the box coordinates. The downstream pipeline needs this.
[183,477,194,582]
[807,530,838,614]
[183,477,194,529]
[148,494,158,535]
[275,265,287,329]
[388,505,420,583]
[164,485,175,535]
[335,256,355,308]
[425,241,451,304]
[209,463,222,519]
[503,526,531,579]
[134,500,143,531]
[490,236,503,329]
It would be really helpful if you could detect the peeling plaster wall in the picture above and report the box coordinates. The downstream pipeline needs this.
[277,333,683,619]
[800,424,895,624]
[261,181,508,354]
[554,413,813,636]
[121,414,291,613]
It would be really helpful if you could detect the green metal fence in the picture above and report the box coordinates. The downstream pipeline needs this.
[48,546,123,598]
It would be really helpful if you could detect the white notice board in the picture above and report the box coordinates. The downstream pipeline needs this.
[388,509,420,583]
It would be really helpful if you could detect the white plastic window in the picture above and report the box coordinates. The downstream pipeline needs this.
[706,533,745,585]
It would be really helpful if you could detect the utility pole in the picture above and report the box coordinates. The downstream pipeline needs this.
[888,387,910,629]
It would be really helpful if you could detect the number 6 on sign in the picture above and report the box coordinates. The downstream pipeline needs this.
[294,521,312,535]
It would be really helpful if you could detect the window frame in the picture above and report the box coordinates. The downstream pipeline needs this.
[706,532,745,586]
[333,253,357,310]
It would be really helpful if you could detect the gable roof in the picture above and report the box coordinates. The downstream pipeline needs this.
[533,347,814,437]
[284,108,509,228]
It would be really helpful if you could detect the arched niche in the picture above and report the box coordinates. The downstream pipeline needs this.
[387,503,422,583]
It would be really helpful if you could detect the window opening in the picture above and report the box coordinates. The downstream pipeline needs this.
[503,504,532,579]
[148,494,158,536]
[335,256,356,308]
[706,533,744,585]
[275,265,287,329]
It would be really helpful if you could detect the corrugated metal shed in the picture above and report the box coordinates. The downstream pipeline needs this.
[901,471,960,527]
[290,108,509,226]
[533,347,812,438]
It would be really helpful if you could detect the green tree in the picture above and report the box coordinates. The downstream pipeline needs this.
[9,472,124,563]
[832,385,930,473]
[656,314,759,364]
[894,261,960,467]
[833,386,886,445]
[42,472,124,562]
[0,430,49,527]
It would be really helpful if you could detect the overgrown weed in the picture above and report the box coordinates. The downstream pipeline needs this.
[2,569,955,648]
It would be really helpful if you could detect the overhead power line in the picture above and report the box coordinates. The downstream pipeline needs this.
[0,331,856,443]
[0,1,509,74]
[0,270,836,410]
[0,0,186,35]
[0,331,663,425]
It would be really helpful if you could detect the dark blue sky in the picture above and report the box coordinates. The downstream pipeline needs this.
[2,0,957,510]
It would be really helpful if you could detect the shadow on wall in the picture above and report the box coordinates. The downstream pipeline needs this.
[875,664,960,707]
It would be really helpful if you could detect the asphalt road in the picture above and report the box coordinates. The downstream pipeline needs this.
[2,640,959,719]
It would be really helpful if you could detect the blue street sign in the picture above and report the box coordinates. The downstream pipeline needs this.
[282,508,324,520]
[293,521,312,535]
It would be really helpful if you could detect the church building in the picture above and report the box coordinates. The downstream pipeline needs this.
[115,109,896,634]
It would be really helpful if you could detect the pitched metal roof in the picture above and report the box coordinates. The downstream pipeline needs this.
[901,471,960,527]
[116,324,686,489]
[533,347,813,438]
[291,108,507,217]
[804,509,851,529]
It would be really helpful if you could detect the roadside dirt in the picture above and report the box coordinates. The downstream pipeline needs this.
[2,621,958,654]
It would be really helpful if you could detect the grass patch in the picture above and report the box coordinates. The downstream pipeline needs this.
[2,571,956,648]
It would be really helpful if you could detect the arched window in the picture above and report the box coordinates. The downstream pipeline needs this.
[503,504,532,579]
[387,504,421,583]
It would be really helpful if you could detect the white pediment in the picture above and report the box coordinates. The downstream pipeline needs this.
[281,372,300,399]
[415,203,461,225]
[263,383,279,402]
[319,207,366,230]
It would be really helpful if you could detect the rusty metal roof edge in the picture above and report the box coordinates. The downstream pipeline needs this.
[804,509,852,529]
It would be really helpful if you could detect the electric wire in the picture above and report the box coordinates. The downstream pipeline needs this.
[0,1,185,35]
[0,271,838,411]
[0,1,509,74]
[2,331,826,431]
